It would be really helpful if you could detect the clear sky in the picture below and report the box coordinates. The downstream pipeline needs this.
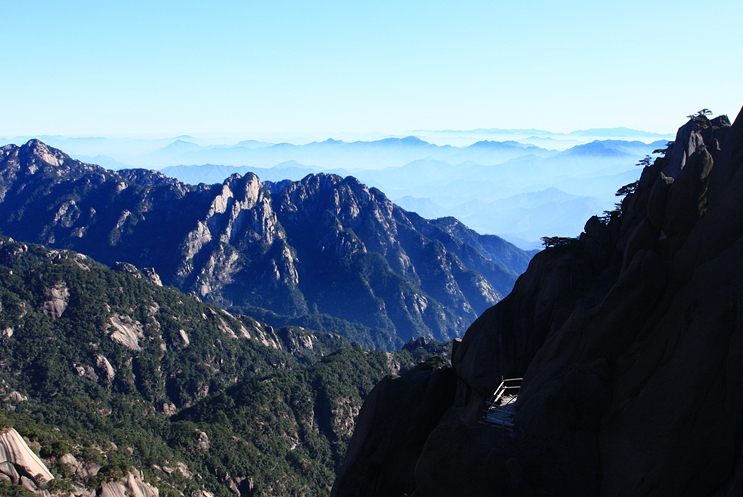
[2,0,741,138]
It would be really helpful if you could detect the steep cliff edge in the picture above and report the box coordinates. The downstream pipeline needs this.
[334,107,743,496]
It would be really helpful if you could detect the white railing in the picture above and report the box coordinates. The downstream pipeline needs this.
[481,377,522,431]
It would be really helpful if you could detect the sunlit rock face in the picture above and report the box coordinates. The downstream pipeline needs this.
[0,141,531,345]
[334,109,743,496]
[0,428,54,488]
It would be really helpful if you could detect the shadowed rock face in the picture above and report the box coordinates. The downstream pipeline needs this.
[334,108,743,496]
[0,141,532,346]
[330,364,457,497]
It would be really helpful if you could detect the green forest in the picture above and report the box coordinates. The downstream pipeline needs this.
[0,236,449,496]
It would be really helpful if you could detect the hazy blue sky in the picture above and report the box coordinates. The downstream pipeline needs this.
[2,0,741,137]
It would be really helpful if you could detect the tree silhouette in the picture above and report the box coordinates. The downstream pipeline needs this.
[637,155,653,167]
[688,109,713,128]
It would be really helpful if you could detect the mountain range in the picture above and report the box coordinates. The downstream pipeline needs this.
[0,119,702,497]
[65,136,552,171]
[0,140,532,348]
[162,140,666,249]
[1,131,669,249]
[156,139,663,248]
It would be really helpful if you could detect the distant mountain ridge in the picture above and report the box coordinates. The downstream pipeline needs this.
[0,140,532,347]
[161,161,322,185]
[149,135,553,170]
[158,138,665,248]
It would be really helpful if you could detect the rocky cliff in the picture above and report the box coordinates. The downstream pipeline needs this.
[0,142,531,346]
[333,107,743,496]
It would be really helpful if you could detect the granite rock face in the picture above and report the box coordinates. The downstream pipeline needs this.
[0,428,54,487]
[42,281,69,319]
[0,142,532,345]
[334,108,743,496]
[98,468,159,497]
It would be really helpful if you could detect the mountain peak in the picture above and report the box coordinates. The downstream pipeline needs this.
[161,139,201,152]
[19,139,71,167]
[400,136,427,145]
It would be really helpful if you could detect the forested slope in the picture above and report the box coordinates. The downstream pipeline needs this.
[0,236,447,496]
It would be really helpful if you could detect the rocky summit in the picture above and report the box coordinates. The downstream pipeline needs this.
[333,108,743,497]
[0,141,531,348]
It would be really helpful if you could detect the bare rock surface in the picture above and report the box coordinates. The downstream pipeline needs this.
[96,354,115,383]
[42,281,69,319]
[141,267,163,286]
[0,460,20,483]
[108,314,144,351]
[99,469,159,497]
[196,431,210,452]
[0,428,53,483]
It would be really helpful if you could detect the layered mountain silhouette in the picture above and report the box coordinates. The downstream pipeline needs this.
[158,138,664,248]
[333,108,743,496]
[119,135,554,170]
[0,141,531,347]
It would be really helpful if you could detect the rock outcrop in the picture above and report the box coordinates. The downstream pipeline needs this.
[42,281,69,320]
[108,314,145,351]
[0,142,532,345]
[99,469,159,497]
[0,428,53,486]
[334,107,743,496]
